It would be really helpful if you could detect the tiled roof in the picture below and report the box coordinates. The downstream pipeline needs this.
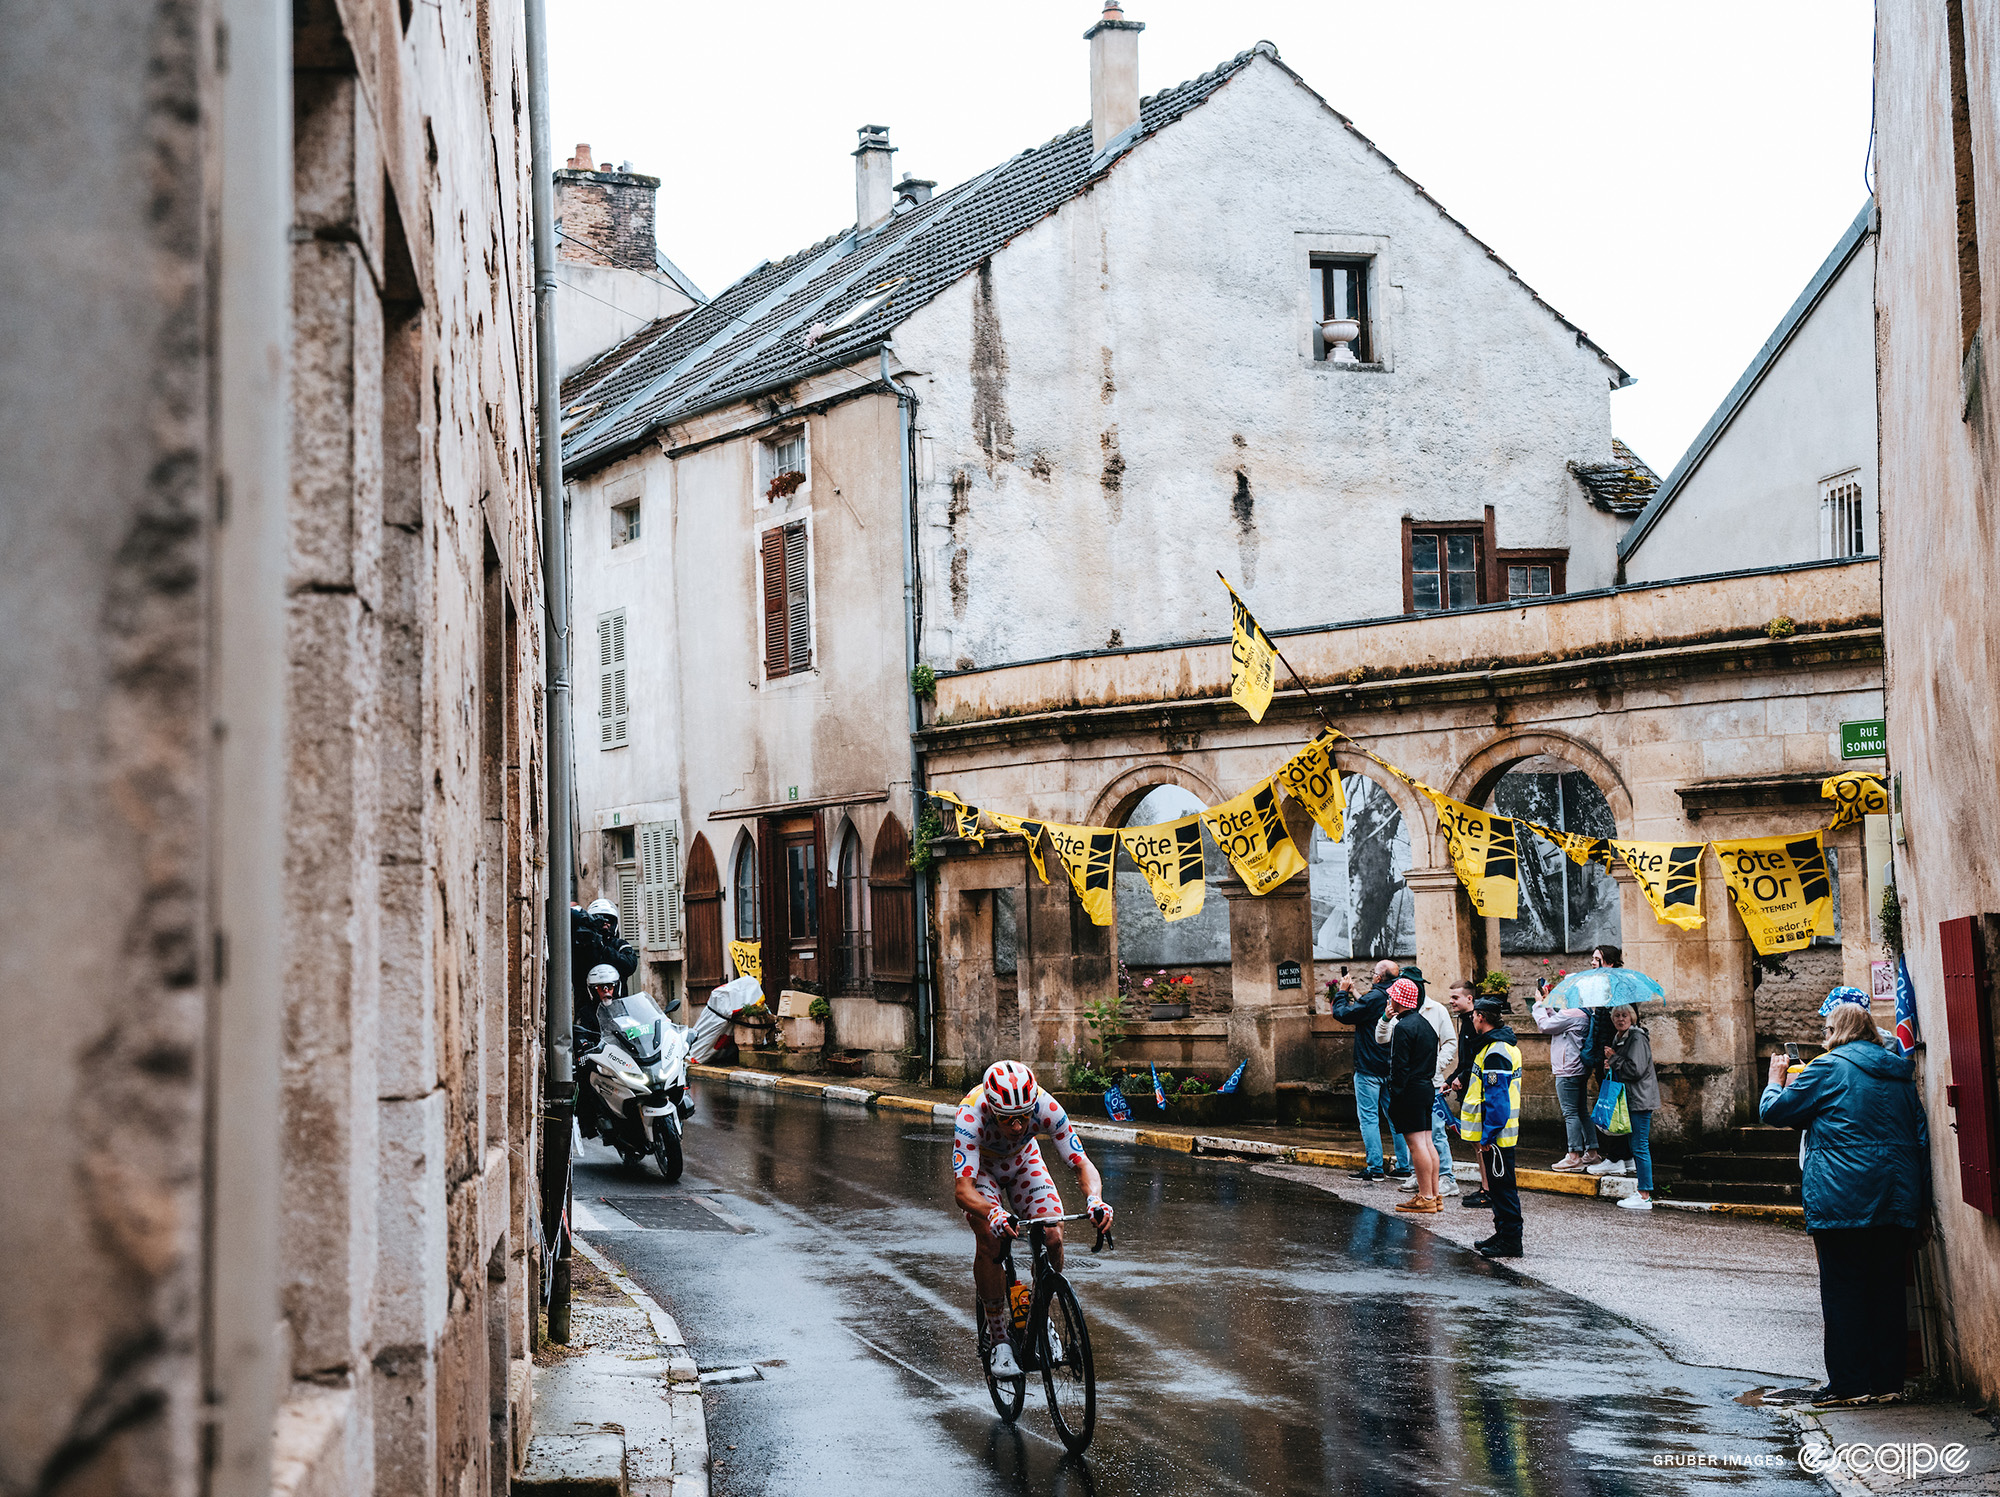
[1569,438,1660,516]
[561,40,1635,478]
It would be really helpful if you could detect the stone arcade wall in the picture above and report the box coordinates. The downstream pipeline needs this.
[924,560,1885,1144]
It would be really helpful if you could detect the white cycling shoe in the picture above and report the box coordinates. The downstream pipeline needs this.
[987,1341,1023,1379]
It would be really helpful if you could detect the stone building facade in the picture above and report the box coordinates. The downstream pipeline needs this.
[0,0,550,1491]
[1874,0,2000,1409]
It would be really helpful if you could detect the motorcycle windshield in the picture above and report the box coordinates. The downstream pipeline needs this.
[598,995,666,1066]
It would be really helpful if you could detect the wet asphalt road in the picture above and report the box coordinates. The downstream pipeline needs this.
[575,1080,1817,1496]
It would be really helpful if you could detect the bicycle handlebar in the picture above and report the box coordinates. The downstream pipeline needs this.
[999,1210,1115,1254]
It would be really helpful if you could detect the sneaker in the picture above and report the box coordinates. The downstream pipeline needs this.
[1439,1177,1461,1196]
[1348,1167,1385,1182]
[1617,1195,1654,1211]
[1809,1388,1869,1408]
[1550,1153,1586,1172]
[1585,1158,1621,1176]
[987,1342,1022,1380]
[1869,1391,1904,1405]
[1461,1190,1490,1209]
[1396,1175,1420,1192]
[1578,1151,1604,1167]
[1394,1195,1433,1213]
[1476,1239,1523,1259]
[1385,1165,1416,1180]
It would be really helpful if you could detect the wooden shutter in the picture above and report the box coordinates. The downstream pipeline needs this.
[1941,915,1999,1214]
[870,814,915,982]
[761,527,789,677]
[638,821,681,951]
[684,832,724,992]
[785,522,811,671]
[662,820,683,950]
[598,609,628,747]
[616,863,642,958]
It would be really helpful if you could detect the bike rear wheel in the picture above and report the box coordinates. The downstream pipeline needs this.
[1037,1275,1095,1454]
[975,1297,1026,1421]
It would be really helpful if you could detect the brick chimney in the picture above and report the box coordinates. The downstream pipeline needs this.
[1085,2,1145,155]
[853,125,897,231]
[554,144,662,271]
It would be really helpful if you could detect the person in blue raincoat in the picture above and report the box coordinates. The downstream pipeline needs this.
[1761,994,1930,1406]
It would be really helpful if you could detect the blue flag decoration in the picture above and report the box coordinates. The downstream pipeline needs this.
[1103,1084,1132,1123]
[1151,1063,1168,1111]
[1894,954,1920,1056]
[1218,1060,1248,1094]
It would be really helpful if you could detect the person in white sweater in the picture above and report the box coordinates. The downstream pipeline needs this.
[1533,980,1605,1172]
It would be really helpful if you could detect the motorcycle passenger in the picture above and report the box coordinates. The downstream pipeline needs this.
[951,1061,1113,1380]
[572,898,637,1014]
[573,962,623,1059]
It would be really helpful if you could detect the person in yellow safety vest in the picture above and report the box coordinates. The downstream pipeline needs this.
[1459,997,1524,1258]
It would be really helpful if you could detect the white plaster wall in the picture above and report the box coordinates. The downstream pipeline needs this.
[892,53,1625,669]
[556,263,693,377]
[1625,240,1877,584]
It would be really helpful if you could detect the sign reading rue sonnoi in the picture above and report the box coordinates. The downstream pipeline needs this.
[1841,719,1886,760]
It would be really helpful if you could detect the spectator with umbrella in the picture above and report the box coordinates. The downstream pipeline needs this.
[1604,1003,1660,1210]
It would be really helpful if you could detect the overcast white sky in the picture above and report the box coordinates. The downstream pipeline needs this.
[549,1,1875,473]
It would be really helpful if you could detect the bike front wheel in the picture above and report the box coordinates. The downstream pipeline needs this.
[975,1297,1026,1421]
[1037,1276,1095,1454]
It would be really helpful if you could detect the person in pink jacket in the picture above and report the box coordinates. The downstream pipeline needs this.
[1533,979,1605,1172]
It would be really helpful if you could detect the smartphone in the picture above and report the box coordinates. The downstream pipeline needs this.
[1784,1043,1801,1062]
[1340,966,1349,977]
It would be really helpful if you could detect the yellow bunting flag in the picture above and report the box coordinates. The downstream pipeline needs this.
[1275,729,1348,842]
[1822,770,1890,832]
[1220,574,1278,723]
[1201,777,1308,895]
[1044,823,1119,926]
[1536,826,1617,873]
[1423,792,1521,920]
[1609,839,1707,931]
[1118,814,1208,922]
[1712,833,1838,954]
[728,940,762,982]
[931,789,985,848]
[987,810,1050,884]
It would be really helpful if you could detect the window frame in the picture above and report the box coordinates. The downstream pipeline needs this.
[1297,232,1393,372]
[610,497,641,548]
[1497,548,1568,602]
[761,427,809,506]
[1402,521,1487,614]
[1819,469,1869,559]
[1311,254,1374,364]
[733,837,761,940]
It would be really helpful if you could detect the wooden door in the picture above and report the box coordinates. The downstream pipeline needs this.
[683,832,723,993]
[777,815,821,989]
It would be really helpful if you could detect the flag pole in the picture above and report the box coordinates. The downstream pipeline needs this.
[1217,570,1341,734]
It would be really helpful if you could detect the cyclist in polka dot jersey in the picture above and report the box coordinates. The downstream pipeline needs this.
[953,1061,1112,1379]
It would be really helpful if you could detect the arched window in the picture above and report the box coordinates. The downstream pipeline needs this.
[683,832,724,992]
[1489,765,1620,956]
[733,836,761,940]
[1116,785,1231,966]
[837,826,869,990]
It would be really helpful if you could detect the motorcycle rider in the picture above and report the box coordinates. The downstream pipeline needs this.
[572,897,637,1014]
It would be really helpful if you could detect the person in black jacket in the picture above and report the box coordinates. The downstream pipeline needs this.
[1442,979,1493,1207]
[571,899,639,1050]
[1383,979,1443,1211]
[1330,960,1413,1182]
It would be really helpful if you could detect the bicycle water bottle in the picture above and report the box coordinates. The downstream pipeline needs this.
[1009,1281,1031,1334]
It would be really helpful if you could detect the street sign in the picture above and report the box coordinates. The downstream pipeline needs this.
[1276,960,1302,990]
[1841,719,1886,759]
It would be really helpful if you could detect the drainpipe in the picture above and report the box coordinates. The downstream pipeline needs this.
[881,347,936,1080]
[525,0,576,1341]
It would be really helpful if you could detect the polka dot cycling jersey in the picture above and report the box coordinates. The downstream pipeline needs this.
[952,1085,1088,1180]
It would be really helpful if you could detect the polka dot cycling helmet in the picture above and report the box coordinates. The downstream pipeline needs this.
[982,1060,1039,1115]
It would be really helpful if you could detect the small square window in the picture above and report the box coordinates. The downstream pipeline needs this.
[611,499,641,547]
[1507,564,1551,599]
[1312,256,1373,363]
[764,432,807,502]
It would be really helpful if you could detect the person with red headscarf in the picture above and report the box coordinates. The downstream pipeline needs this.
[1380,978,1442,1211]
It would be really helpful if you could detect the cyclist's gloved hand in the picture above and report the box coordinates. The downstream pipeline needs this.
[1087,1196,1113,1231]
[987,1204,1018,1238]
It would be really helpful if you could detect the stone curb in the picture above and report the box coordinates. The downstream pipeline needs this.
[568,1237,710,1495]
[685,1065,1804,1217]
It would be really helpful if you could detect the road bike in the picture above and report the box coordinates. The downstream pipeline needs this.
[975,1209,1112,1455]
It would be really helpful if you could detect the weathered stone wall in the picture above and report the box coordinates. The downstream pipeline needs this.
[1875,0,2000,1408]
[556,164,664,271]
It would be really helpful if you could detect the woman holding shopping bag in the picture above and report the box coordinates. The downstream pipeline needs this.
[1603,1004,1659,1210]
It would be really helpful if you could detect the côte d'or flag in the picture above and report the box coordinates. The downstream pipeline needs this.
[1423,790,1521,921]
[1712,833,1838,954]
[1220,574,1278,723]
[1201,778,1307,895]
[1275,729,1348,842]
[1119,814,1207,922]
[1821,770,1890,832]
[986,810,1050,884]
[930,789,986,848]
[1609,839,1706,931]
[1044,823,1119,926]
[728,939,762,982]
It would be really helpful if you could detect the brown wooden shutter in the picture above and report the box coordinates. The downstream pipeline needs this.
[785,521,811,670]
[870,814,915,982]
[1941,915,1999,1214]
[761,526,789,677]
[683,832,724,993]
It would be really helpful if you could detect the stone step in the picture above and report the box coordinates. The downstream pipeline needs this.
[513,1433,624,1496]
[1664,1178,1803,1206]
[1678,1150,1803,1185]
[1715,1125,1805,1155]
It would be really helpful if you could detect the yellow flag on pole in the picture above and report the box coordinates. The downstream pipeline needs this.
[1220,574,1277,723]
[1118,814,1208,922]
[1422,790,1521,920]
[1609,839,1707,931]
[1275,729,1348,842]
[728,940,762,981]
[987,810,1050,884]
[1201,777,1307,895]
[1821,770,1889,832]
[1044,823,1119,926]
[1712,833,1838,954]
[931,789,985,847]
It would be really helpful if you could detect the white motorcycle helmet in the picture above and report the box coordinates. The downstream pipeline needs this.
[586,897,620,926]
[585,963,620,994]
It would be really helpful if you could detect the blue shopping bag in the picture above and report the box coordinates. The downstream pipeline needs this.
[1590,1079,1625,1132]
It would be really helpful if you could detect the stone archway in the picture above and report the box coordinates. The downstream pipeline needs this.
[1085,761,1227,828]
[1445,729,1633,829]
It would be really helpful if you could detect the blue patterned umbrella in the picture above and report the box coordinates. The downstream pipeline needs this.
[1546,968,1665,1008]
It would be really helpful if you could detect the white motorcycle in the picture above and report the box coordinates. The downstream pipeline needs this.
[577,992,693,1182]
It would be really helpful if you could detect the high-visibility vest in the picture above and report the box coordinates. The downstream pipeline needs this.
[1457,1038,1523,1148]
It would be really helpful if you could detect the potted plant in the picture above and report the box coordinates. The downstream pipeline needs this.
[1143,970,1197,1020]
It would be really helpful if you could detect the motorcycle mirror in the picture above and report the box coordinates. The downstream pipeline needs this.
[664,997,682,1014]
